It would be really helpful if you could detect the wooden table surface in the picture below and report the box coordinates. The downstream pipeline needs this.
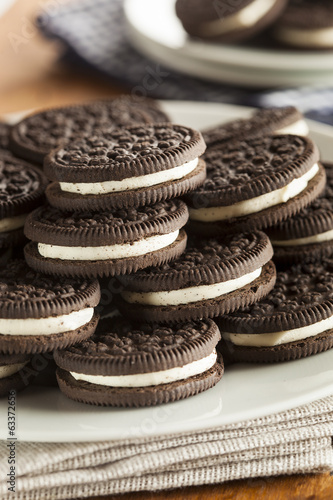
[1,1,332,499]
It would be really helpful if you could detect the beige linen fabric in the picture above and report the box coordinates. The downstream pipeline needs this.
[0,396,332,500]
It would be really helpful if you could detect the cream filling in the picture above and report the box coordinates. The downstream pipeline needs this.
[0,214,27,233]
[0,362,27,379]
[122,267,262,307]
[189,163,319,222]
[59,158,199,195]
[275,119,309,137]
[70,350,217,388]
[199,0,277,36]
[223,314,333,347]
[271,228,333,247]
[37,230,179,261]
[0,308,94,336]
[276,26,333,48]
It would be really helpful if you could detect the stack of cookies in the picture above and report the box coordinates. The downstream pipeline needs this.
[175,0,333,51]
[0,97,332,407]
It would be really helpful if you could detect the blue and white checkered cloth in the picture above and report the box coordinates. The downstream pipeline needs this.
[39,0,333,125]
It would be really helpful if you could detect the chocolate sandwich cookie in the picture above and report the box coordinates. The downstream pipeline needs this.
[203,107,308,148]
[44,124,206,212]
[9,97,169,165]
[109,96,170,124]
[117,232,276,324]
[274,1,333,49]
[54,317,223,407]
[175,0,287,43]
[0,122,10,150]
[218,261,333,363]
[0,152,48,250]
[186,135,325,237]
[0,260,100,355]
[24,200,189,278]
[0,353,31,397]
[267,162,333,265]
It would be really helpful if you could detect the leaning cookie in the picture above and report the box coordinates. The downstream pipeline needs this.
[54,317,223,407]
[267,162,333,265]
[274,0,333,49]
[24,200,188,278]
[0,260,100,355]
[117,232,276,324]
[175,0,287,43]
[0,151,48,250]
[203,107,308,148]
[186,135,325,237]
[0,353,31,397]
[217,261,333,363]
[9,97,169,165]
[44,124,206,212]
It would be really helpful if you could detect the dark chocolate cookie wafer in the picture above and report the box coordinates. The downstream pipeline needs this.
[54,317,223,407]
[44,124,206,211]
[9,97,169,165]
[274,0,333,49]
[0,260,100,355]
[267,162,333,265]
[176,0,287,43]
[117,232,276,323]
[108,96,170,123]
[186,135,325,237]
[24,200,189,278]
[218,261,333,363]
[0,152,48,249]
[0,353,31,397]
[0,122,10,150]
[203,107,308,148]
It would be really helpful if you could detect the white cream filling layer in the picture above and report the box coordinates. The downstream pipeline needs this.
[0,363,27,379]
[275,119,309,137]
[59,158,199,195]
[189,163,319,222]
[38,230,179,261]
[0,214,27,233]
[122,267,262,307]
[223,314,333,347]
[271,228,333,247]
[70,350,217,388]
[276,26,333,48]
[0,308,94,336]
[200,0,277,36]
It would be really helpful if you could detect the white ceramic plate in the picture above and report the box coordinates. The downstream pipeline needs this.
[125,0,333,87]
[1,100,333,443]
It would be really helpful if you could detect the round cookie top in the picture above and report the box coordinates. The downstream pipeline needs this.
[219,261,333,334]
[54,317,220,376]
[24,199,189,247]
[0,260,100,319]
[44,124,205,183]
[276,0,333,29]
[0,152,48,219]
[0,122,10,150]
[203,107,303,148]
[176,0,254,25]
[185,135,318,208]
[9,98,169,164]
[176,0,287,42]
[267,162,333,240]
[122,232,273,292]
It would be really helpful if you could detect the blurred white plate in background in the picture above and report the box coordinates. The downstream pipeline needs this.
[0,100,333,442]
[125,0,333,87]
